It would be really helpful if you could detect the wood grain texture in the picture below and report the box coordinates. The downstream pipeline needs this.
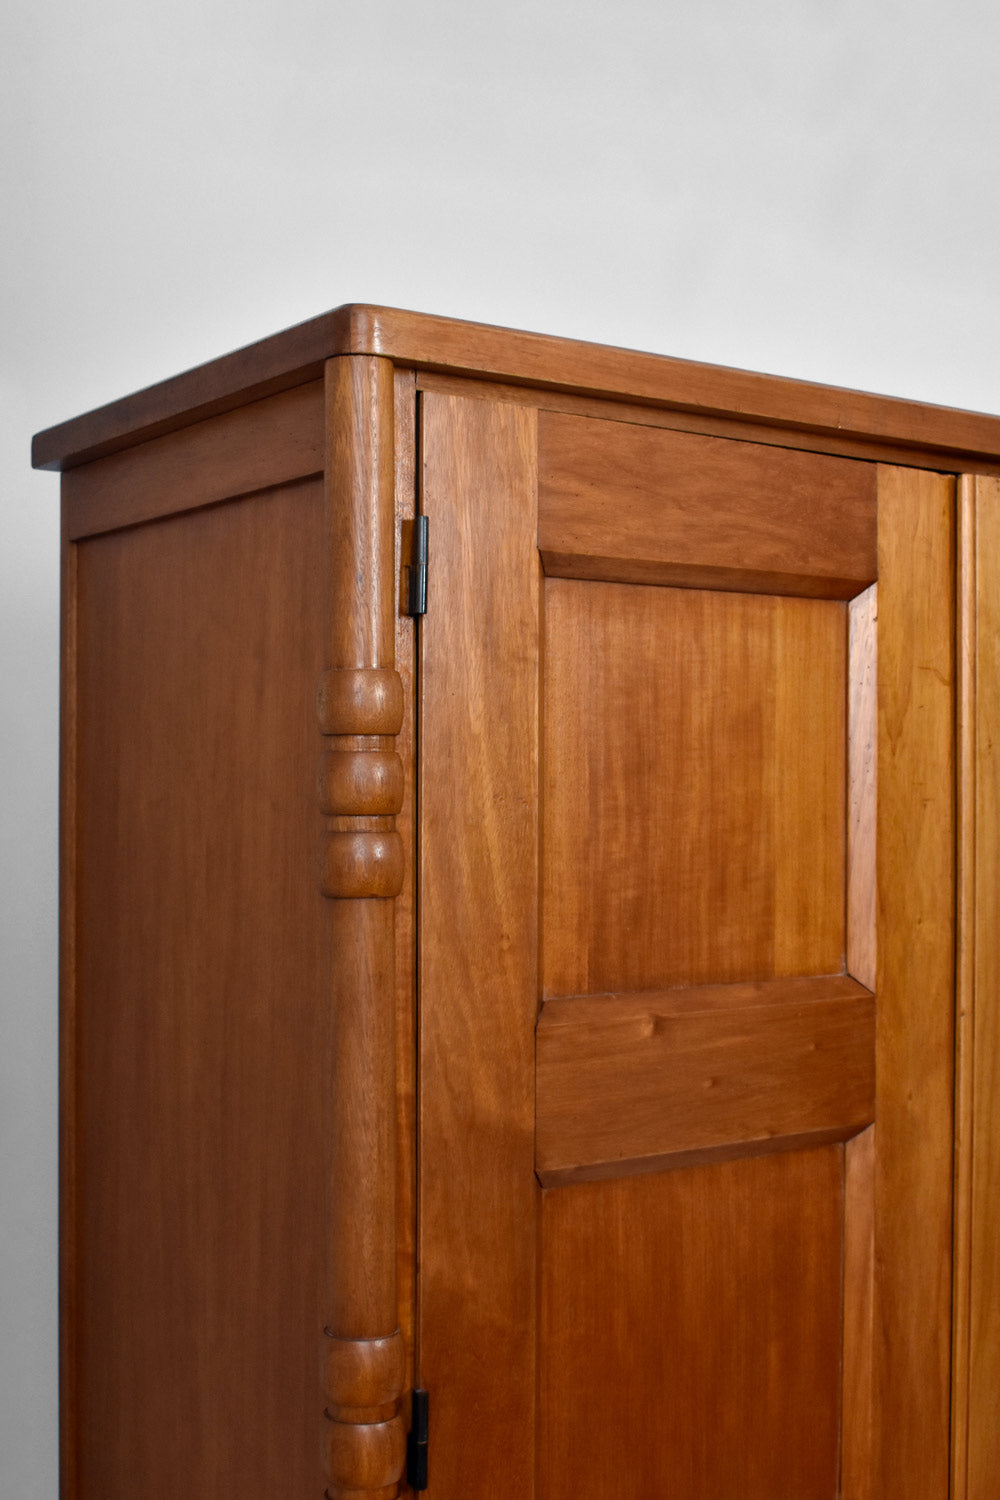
[872,464,955,1500]
[539,1148,844,1500]
[74,482,329,1498]
[542,578,846,994]
[953,475,1000,1500]
[34,304,1000,475]
[391,369,418,1420]
[326,357,397,671]
[848,584,878,991]
[536,976,874,1184]
[58,515,80,1498]
[322,356,405,1496]
[318,668,404,735]
[321,829,405,898]
[327,1414,407,1494]
[62,380,323,539]
[326,1332,406,1410]
[318,749,404,817]
[33,308,353,470]
[538,410,877,597]
[417,392,539,1498]
[841,577,876,1498]
[952,478,977,1500]
[419,368,1000,472]
[842,1125,875,1499]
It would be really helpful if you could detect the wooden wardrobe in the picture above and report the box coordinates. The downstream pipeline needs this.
[33,307,999,1498]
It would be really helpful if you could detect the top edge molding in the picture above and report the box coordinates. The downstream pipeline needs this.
[32,302,1000,472]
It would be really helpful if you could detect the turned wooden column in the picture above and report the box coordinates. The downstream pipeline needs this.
[319,355,405,1500]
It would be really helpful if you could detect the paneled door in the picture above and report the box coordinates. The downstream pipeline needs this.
[416,390,954,1499]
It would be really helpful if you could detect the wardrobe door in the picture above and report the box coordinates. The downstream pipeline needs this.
[417,392,954,1500]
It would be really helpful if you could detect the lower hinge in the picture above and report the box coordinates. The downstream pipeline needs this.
[406,1388,429,1491]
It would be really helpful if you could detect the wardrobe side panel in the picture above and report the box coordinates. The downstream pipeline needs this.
[68,479,330,1499]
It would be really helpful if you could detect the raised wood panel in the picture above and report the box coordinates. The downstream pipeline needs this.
[539,1148,843,1500]
[417,393,540,1499]
[536,976,874,1184]
[63,380,324,539]
[872,465,955,1499]
[542,578,846,996]
[537,410,877,596]
[73,482,329,1497]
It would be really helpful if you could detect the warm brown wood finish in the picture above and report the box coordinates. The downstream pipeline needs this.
[842,584,878,1498]
[538,410,877,596]
[953,476,1000,1500]
[953,477,977,1500]
[33,304,1000,473]
[58,522,79,1499]
[38,307,1000,1500]
[542,578,846,994]
[417,393,540,1500]
[73,483,330,1498]
[35,307,357,470]
[417,386,868,1497]
[848,584,878,991]
[322,357,406,1499]
[536,976,875,1184]
[872,466,955,1498]
[62,380,324,540]
[390,369,418,1418]
[842,1124,876,1498]
[539,1148,844,1499]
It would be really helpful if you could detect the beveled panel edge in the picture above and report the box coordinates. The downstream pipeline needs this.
[538,408,877,601]
[539,973,872,1020]
[541,550,871,600]
[535,1127,860,1189]
[34,303,1000,473]
[536,975,875,1186]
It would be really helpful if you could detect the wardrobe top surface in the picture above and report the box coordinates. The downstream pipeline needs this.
[32,302,1000,472]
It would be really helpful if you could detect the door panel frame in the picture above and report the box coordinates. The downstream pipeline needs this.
[416,396,958,1498]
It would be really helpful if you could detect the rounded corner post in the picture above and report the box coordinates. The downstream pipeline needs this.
[320,353,406,1498]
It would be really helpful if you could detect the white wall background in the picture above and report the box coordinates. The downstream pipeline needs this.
[4,2,1000,1491]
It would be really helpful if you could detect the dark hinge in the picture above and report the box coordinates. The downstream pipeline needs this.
[405,516,428,616]
[406,1388,429,1491]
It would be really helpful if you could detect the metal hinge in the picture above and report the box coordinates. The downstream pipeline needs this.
[405,516,428,617]
[406,1388,429,1491]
